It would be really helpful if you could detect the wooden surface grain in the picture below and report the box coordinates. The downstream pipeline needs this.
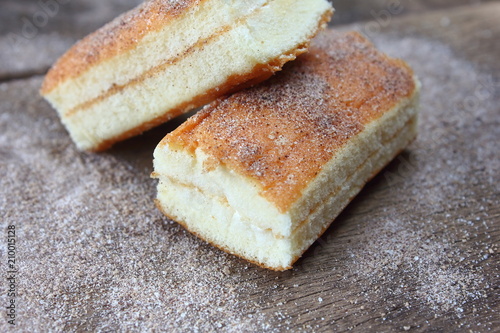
[0,1,498,332]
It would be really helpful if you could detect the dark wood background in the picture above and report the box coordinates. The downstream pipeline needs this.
[0,1,498,332]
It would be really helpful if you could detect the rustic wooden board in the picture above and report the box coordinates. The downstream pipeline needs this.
[0,2,498,332]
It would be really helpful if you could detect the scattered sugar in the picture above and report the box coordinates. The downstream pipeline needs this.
[326,28,498,324]
[0,78,272,332]
[0,27,498,331]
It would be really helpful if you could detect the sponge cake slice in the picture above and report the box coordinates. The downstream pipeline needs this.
[153,31,420,270]
[40,0,333,151]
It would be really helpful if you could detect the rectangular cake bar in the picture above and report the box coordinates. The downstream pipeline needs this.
[153,31,420,270]
[40,0,333,151]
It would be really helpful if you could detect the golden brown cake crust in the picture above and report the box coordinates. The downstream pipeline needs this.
[162,31,417,213]
[41,0,203,94]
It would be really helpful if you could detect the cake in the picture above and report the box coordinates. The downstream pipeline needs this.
[153,31,420,270]
[40,0,333,151]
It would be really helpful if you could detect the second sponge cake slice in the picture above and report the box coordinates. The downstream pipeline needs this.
[40,0,333,151]
[153,31,420,271]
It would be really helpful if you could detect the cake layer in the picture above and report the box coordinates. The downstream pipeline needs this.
[153,31,420,270]
[41,0,333,151]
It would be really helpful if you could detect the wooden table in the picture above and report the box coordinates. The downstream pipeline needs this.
[0,1,498,331]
